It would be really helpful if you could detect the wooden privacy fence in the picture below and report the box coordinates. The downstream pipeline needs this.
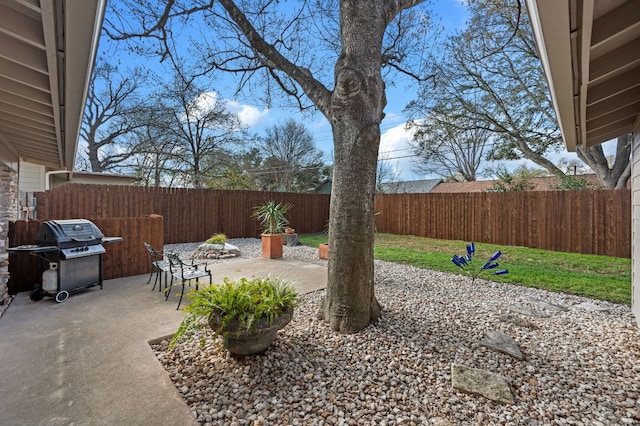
[374,189,631,258]
[7,216,163,294]
[35,185,331,244]
[32,184,630,258]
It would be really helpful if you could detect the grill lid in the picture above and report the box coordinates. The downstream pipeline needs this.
[36,219,105,246]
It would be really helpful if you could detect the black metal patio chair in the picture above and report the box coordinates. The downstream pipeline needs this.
[164,252,212,309]
[143,242,170,292]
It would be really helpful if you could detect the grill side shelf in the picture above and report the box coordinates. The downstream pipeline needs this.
[7,245,58,254]
[102,237,123,244]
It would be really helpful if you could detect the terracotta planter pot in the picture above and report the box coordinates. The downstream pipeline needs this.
[209,308,293,356]
[319,243,329,260]
[261,234,284,258]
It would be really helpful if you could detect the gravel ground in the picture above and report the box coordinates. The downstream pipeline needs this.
[155,239,640,425]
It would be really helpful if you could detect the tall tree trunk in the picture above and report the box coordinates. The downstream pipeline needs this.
[318,1,385,332]
[576,135,631,189]
[88,144,103,172]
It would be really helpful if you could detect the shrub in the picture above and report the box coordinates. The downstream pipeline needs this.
[205,234,227,245]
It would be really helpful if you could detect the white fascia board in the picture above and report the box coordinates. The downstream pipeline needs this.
[63,0,107,169]
[526,0,579,151]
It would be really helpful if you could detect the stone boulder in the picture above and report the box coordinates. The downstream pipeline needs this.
[193,242,241,259]
[479,331,524,360]
[451,364,514,404]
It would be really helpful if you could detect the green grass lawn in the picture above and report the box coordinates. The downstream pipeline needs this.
[298,233,631,305]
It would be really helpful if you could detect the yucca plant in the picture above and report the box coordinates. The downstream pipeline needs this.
[252,201,292,234]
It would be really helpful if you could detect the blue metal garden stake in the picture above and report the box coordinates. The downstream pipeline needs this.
[451,243,509,283]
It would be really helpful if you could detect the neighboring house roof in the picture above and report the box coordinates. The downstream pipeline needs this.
[51,171,139,188]
[0,0,106,170]
[431,180,496,193]
[380,179,442,193]
[431,175,604,193]
[525,0,640,151]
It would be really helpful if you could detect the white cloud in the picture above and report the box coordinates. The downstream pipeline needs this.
[379,123,418,180]
[186,91,270,128]
[225,100,270,127]
[190,91,220,119]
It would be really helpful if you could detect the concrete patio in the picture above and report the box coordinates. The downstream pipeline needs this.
[0,258,327,425]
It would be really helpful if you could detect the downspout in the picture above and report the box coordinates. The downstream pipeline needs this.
[45,170,74,190]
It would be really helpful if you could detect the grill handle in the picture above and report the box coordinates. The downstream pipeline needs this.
[71,236,96,242]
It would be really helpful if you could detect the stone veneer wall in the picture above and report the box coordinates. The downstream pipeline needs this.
[633,128,640,328]
[0,163,18,318]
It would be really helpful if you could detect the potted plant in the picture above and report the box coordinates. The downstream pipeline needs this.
[169,276,297,356]
[319,242,329,260]
[319,219,329,260]
[252,201,292,258]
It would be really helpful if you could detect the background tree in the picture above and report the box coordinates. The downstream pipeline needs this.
[128,109,182,187]
[486,164,541,192]
[258,119,325,192]
[578,134,631,189]
[487,164,597,191]
[409,110,491,181]
[406,0,630,188]
[202,148,263,190]
[376,158,400,192]
[152,70,246,188]
[79,62,147,172]
[107,0,434,332]
[556,158,591,177]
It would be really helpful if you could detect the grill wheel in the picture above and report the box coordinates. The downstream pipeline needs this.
[29,289,44,301]
[55,291,69,303]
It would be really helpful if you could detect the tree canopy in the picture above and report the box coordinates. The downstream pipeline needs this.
[406,0,630,188]
[258,119,326,192]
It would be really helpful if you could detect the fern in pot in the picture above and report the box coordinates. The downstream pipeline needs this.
[170,276,297,356]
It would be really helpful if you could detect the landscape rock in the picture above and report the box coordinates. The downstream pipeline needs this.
[499,313,537,328]
[430,418,455,426]
[529,299,569,312]
[193,243,241,259]
[507,304,550,318]
[223,243,241,256]
[479,331,524,360]
[575,302,610,313]
[451,364,514,404]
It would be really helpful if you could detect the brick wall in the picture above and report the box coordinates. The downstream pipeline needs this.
[0,163,18,317]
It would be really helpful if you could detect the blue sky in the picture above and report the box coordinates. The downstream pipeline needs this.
[96,0,606,181]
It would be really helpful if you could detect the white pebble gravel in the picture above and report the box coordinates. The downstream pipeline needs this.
[155,239,640,425]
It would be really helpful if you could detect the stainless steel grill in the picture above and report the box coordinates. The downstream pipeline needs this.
[9,219,121,303]
[36,219,107,259]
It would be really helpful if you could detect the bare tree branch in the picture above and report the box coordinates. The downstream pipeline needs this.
[216,0,332,117]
